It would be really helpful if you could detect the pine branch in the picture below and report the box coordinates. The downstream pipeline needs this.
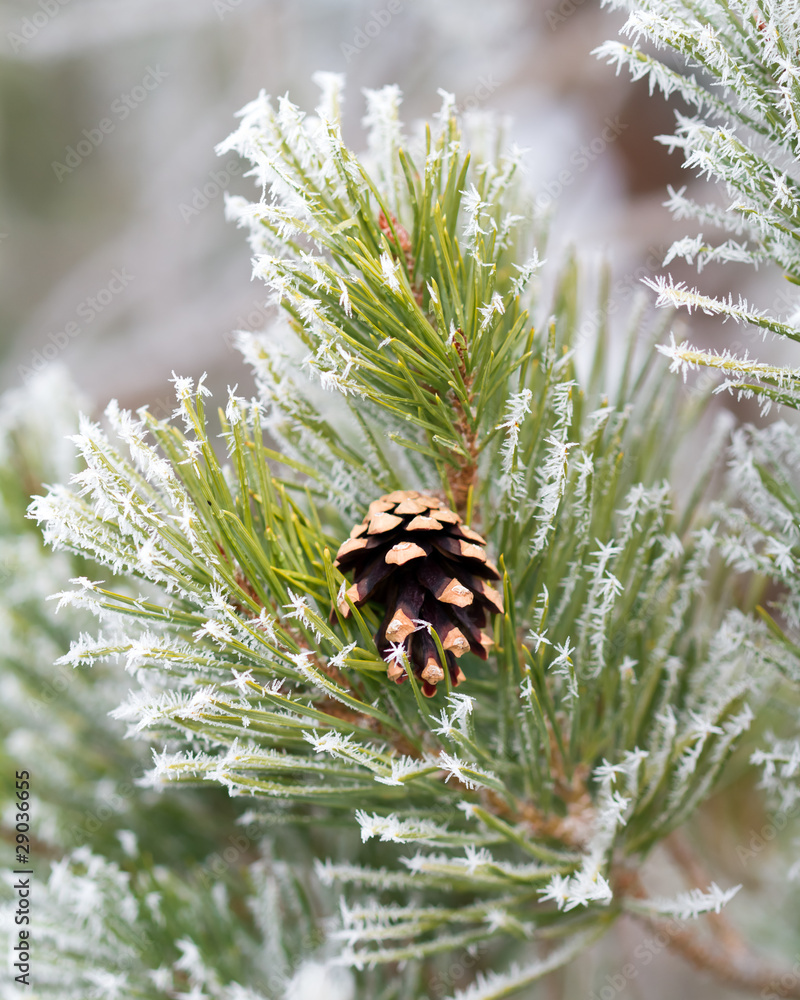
[25,78,792,997]
[598,0,800,407]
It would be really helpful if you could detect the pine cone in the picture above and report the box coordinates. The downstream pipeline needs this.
[333,491,503,697]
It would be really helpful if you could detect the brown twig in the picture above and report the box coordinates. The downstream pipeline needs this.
[665,829,746,955]
[378,210,423,305]
[448,331,479,520]
[477,758,594,851]
[618,867,800,998]
[639,914,800,998]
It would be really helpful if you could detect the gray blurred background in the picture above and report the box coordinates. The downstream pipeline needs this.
[0,0,698,416]
[1,3,784,996]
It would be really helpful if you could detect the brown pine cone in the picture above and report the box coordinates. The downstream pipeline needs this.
[333,490,503,697]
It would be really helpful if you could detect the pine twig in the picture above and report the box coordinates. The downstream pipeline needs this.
[641,916,800,999]
[448,332,479,519]
[665,830,746,955]
[620,869,800,998]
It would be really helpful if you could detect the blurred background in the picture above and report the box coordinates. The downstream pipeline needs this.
[1,3,792,997]
[0,0,703,416]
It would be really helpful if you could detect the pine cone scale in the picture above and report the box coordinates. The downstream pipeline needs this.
[430,508,460,524]
[335,536,369,563]
[406,514,443,531]
[451,524,485,544]
[368,511,404,534]
[394,497,430,515]
[385,541,429,565]
[384,607,418,643]
[433,535,491,566]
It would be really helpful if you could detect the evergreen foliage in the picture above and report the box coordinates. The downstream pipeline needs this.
[596,0,800,411]
[598,1,800,815]
[0,370,331,1000]
[19,75,797,999]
